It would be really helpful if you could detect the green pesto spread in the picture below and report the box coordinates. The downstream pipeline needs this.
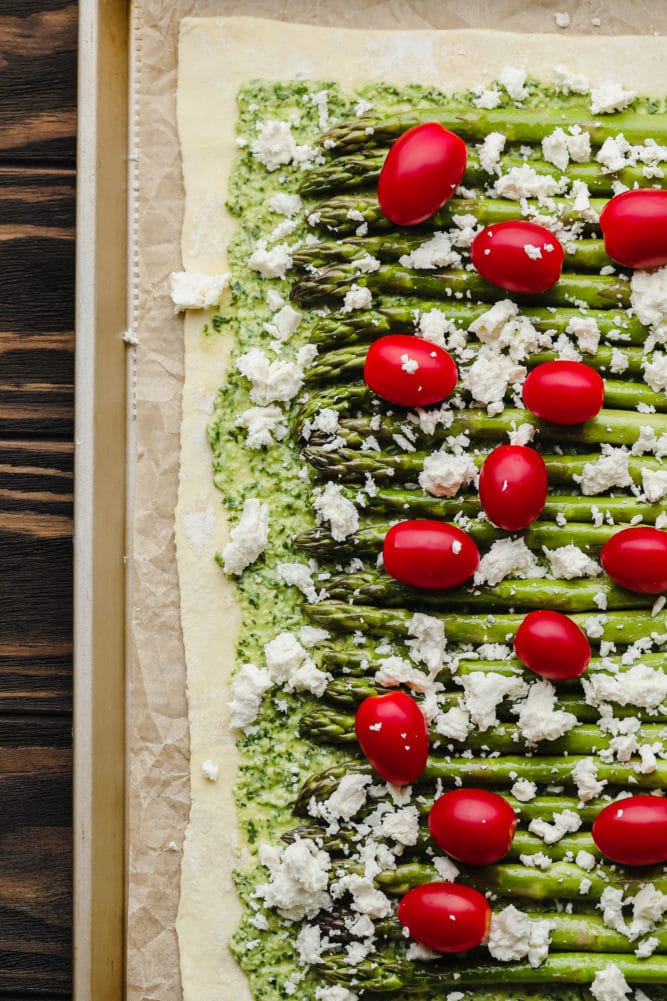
[204,75,667,1001]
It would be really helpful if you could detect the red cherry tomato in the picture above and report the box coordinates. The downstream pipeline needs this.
[592,796,667,866]
[478,445,548,531]
[471,221,564,294]
[600,189,667,269]
[383,520,479,590]
[522,361,604,425]
[378,123,468,226]
[398,883,492,953]
[514,610,591,681]
[363,334,458,408]
[428,789,517,865]
[354,691,429,785]
[600,526,667,594]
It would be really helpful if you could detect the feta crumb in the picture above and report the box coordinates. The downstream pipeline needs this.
[248,239,293,279]
[399,231,461,270]
[512,680,577,743]
[590,962,632,1001]
[236,406,288,449]
[499,66,529,101]
[264,632,330,696]
[474,537,546,587]
[276,562,324,603]
[488,905,555,967]
[529,808,582,844]
[643,351,667,392]
[478,132,506,174]
[579,446,632,495]
[227,663,272,729]
[554,11,570,27]
[352,253,381,274]
[237,348,304,405]
[458,671,527,731]
[524,243,542,260]
[257,839,331,921]
[494,164,561,201]
[419,451,478,497]
[269,192,302,217]
[609,348,629,374]
[433,855,460,882]
[643,468,667,501]
[462,346,526,409]
[543,544,602,580]
[576,849,597,871]
[520,851,553,869]
[407,612,446,672]
[222,498,269,575]
[201,759,219,782]
[553,65,589,95]
[170,271,230,311]
[474,88,502,110]
[566,315,600,354]
[313,482,359,541]
[341,284,372,313]
[571,757,607,802]
[590,83,636,115]
[264,303,302,341]
[400,353,419,374]
[511,778,537,802]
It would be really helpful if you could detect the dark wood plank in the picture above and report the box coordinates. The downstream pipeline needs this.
[0,4,77,164]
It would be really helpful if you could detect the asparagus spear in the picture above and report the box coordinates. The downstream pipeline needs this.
[292,235,612,273]
[321,105,667,152]
[304,601,667,647]
[307,193,607,236]
[300,705,666,748]
[302,443,665,485]
[308,300,649,348]
[335,486,664,525]
[303,342,648,385]
[300,147,667,198]
[290,262,630,311]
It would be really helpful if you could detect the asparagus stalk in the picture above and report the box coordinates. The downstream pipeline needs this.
[336,486,664,526]
[320,950,667,993]
[321,105,667,152]
[300,147,667,198]
[303,601,667,647]
[303,342,647,385]
[292,235,612,273]
[307,299,649,348]
[314,570,651,614]
[290,262,630,311]
[307,193,607,236]
[303,406,666,451]
[300,704,665,748]
[376,860,667,900]
[302,443,665,486]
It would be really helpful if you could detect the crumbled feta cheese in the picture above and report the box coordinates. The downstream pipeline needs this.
[512,680,577,743]
[248,239,293,279]
[276,562,324,603]
[590,962,632,1001]
[643,351,667,392]
[170,270,230,311]
[399,231,461,270]
[419,451,478,497]
[236,406,288,449]
[317,774,373,827]
[511,778,537,802]
[458,671,527,731]
[566,315,600,354]
[400,353,419,374]
[227,663,272,729]
[433,855,460,882]
[520,852,553,869]
[643,468,667,501]
[331,873,391,918]
[237,348,304,405]
[407,612,446,672]
[571,757,607,802]
[250,119,317,171]
[474,88,502,109]
[299,625,330,648]
[579,446,632,495]
[474,537,546,587]
[609,348,629,374]
[341,284,372,313]
[313,482,359,541]
[524,243,543,260]
[352,253,381,273]
[380,805,420,846]
[434,706,471,741]
[494,164,562,201]
[264,632,330,696]
[487,905,555,967]
[554,11,570,27]
[576,850,597,871]
[201,759,219,782]
[590,83,636,115]
[269,192,302,216]
[257,839,331,921]
[542,127,570,171]
[315,987,358,1001]
[221,498,269,575]
[553,65,589,95]
[264,303,302,340]
[543,544,602,580]
[462,346,526,409]
[529,808,582,844]
[508,422,536,446]
[499,66,528,101]
[479,132,506,174]
[583,663,667,710]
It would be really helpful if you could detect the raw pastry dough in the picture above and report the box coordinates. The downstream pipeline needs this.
[174,17,667,1001]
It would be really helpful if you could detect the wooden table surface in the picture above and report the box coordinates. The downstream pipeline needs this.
[0,0,75,993]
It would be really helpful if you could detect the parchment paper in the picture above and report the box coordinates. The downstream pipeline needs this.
[127,4,667,1000]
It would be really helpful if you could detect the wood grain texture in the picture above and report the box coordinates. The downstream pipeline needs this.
[0,0,77,994]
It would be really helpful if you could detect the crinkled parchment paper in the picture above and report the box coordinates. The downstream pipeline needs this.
[127,3,667,1000]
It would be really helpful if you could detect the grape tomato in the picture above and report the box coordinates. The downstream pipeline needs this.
[514,610,591,681]
[600,188,667,269]
[383,520,480,590]
[471,220,564,295]
[592,795,667,866]
[600,526,667,594]
[522,361,604,425]
[364,334,458,407]
[378,123,468,226]
[478,445,548,531]
[397,882,492,953]
[354,691,429,785]
[428,788,517,865]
